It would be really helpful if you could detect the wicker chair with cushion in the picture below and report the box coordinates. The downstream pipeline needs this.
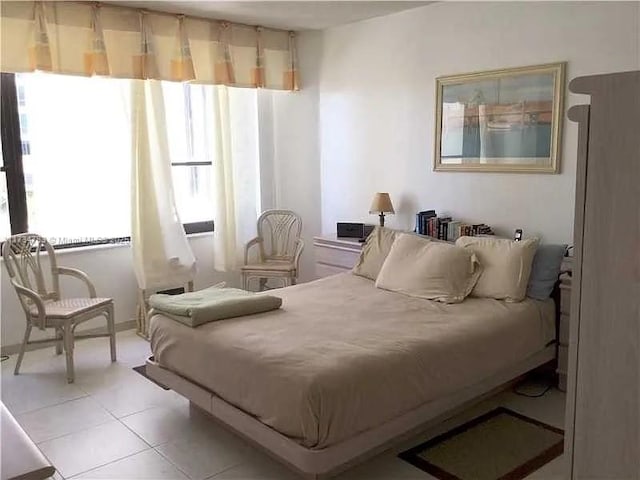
[2,234,116,383]
[241,210,304,291]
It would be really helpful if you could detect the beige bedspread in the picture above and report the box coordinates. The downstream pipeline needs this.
[150,273,554,449]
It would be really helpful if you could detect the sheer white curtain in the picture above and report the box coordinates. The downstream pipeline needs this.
[130,80,259,282]
[130,80,196,290]
[209,86,261,272]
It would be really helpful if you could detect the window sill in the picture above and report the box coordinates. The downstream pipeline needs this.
[53,231,213,255]
[52,241,130,256]
[0,231,213,259]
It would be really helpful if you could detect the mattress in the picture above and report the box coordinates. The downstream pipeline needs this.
[150,273,555,449]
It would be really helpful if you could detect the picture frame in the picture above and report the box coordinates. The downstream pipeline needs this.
[433,62,566,173]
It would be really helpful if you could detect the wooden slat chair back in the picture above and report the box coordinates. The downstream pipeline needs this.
[241,210,304,291]
[3,234,60,321]
[257,210,303,262]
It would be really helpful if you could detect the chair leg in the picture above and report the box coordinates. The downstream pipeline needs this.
[14,323,32,375]
[55,327,63,355]
[63,322,75,384]
[291,275,297,286]
[259,278,268,292]
[107,304,117,362]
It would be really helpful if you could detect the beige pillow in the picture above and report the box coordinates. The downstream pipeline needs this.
[352,226,397,280]
[375,233,482,303]
[455,236,539,302]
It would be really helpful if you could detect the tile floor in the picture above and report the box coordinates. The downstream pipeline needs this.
[1,330,568,479]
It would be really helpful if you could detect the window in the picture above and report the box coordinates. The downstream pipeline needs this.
[1,73,216,246]
[1,73,28,239]
[163,82,214,234]
[13,73,132,246]
[17,83,26,106]
[0,154,10,241]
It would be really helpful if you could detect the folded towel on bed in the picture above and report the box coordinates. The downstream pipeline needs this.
[149,286,282,327]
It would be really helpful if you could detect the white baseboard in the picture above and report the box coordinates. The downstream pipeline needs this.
[1,319,137,356]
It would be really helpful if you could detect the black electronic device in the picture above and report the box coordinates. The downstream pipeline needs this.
[337,222,375,239]
[514,229,523,242]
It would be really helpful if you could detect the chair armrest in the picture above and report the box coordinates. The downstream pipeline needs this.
[244,237,262,265]
[57,266,97,298]
[293,239,304,270]
[11,281,46,329]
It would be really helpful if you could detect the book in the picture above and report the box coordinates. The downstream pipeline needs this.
[415,210,436,235]
[414,212,492,240]
[448,221,461,241]
[429,217,438,237]
[437,217,451,240]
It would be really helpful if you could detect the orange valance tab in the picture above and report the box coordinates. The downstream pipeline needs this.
[214,21,235,85]
[170,15,195,81]
[1,1,300,91]
[84,4,110,76]
[29,2,52,71]
[283,31,299,91]
[251,26,266,88]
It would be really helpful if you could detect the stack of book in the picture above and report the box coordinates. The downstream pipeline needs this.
[415,211,494,242]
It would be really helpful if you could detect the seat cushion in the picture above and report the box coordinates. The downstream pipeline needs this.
[29,297,112,319]
[241,262,295,272]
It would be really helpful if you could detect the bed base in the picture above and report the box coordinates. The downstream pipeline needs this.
[146,346,555,479]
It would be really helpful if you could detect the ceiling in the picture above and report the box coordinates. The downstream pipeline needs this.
[110,1,430,30]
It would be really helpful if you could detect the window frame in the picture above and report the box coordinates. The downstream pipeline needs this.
[0,72,213,249]
[1,72,28,235]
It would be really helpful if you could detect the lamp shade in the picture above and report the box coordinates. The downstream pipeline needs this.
[369,192,395,214]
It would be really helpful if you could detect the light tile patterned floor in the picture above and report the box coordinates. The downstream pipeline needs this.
[1,330,568,479]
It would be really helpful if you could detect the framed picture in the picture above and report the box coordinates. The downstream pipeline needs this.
[434,62,566,173]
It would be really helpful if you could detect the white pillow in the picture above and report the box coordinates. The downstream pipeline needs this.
[375,233,482,304]
[352,226,397,281]
[455,236,539,302]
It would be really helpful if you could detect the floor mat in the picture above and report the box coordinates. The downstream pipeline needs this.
[398,407,563,480]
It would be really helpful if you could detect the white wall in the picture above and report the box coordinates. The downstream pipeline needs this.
[259,31,323,282]
[319,1,640,243]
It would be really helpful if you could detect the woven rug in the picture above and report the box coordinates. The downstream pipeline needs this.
[399,407,563,480]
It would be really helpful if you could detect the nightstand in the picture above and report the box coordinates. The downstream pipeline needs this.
[557,258,572,391]
[313,234,363,279]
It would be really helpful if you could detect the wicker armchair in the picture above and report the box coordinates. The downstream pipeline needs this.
[241,210,304,291]
[2,234,116,383]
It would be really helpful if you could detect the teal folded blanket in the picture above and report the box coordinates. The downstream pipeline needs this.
[149,286,282,327]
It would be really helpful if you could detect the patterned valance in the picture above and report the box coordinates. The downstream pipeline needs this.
[0,1,299,90]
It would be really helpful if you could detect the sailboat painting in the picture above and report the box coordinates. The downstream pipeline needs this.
[434,63,565,173]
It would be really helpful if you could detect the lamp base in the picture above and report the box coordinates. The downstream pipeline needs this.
[379,213,385,227]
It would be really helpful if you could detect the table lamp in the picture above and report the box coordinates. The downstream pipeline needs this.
[369,192,395,227]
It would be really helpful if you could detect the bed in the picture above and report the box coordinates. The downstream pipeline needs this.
[147,272,556,478]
